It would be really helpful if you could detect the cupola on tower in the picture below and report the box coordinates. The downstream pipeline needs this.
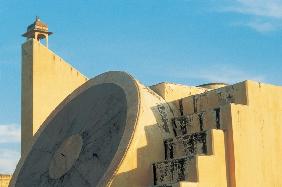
[22,16,52,48]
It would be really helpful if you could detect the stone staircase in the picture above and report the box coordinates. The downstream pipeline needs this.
[152,129,216,186]
[151,83,249,186]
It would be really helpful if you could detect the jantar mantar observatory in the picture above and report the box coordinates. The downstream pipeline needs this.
[4,18,282,187]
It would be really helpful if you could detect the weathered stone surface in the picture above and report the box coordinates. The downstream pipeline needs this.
[152,157,195,185]
[150,83,208,117]
[182,83,248,115]
[48,134,83,179]
[164,131,210,159]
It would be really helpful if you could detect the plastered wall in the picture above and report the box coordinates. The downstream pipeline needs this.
[227,81,282,187]
[21,39,87,156]
[0,175,11,187]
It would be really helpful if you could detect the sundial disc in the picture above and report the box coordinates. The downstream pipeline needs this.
[11,72,140,187]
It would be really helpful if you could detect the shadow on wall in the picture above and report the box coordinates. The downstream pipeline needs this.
[111,98,178,187]
[111,124,164,187]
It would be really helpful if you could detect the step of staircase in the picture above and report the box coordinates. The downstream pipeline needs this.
[172,108,221,137]
[152,156,197,185]
[164,130,213,159]
[152,181,198,187]
[153,129,225,186]
[181,82,247,115]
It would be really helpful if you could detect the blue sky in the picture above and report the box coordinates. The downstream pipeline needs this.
[1,0,282,173]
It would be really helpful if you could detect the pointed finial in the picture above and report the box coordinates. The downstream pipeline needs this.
[36,16,40,21]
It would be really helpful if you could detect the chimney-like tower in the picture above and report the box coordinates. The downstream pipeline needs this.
[21,18,87,157]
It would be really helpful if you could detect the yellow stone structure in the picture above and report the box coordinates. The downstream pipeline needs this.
[151,81,282,187]
[0,175,11,187]
[21,17,87,156]
[4,18,282,187]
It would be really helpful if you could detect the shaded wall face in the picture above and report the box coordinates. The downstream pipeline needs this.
[21,41,33,157]
[109,84,175,187]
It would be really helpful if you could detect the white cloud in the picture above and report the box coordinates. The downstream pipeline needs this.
[218,0,282,32]
[224,0,282,18]
[0,124,20,143]
[244,20,279,32]
[231,19,281,32]
[0,124,20,173]
[0,149,20,174]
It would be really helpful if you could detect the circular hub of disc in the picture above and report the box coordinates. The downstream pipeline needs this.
[49,134,83,179]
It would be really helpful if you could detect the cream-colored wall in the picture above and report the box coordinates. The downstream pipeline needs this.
[196,130,227,187]
[21,39,87,156]
[0,175,11,187]
[197,83,228,90]
[182,82,248,116]
[227,81,282,187]
[191,81,282,187]
[150,82,208,116]
[157,80,282,187]
[150,83,209,102]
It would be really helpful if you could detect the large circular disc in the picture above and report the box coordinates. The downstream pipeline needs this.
[10,72,140,187]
